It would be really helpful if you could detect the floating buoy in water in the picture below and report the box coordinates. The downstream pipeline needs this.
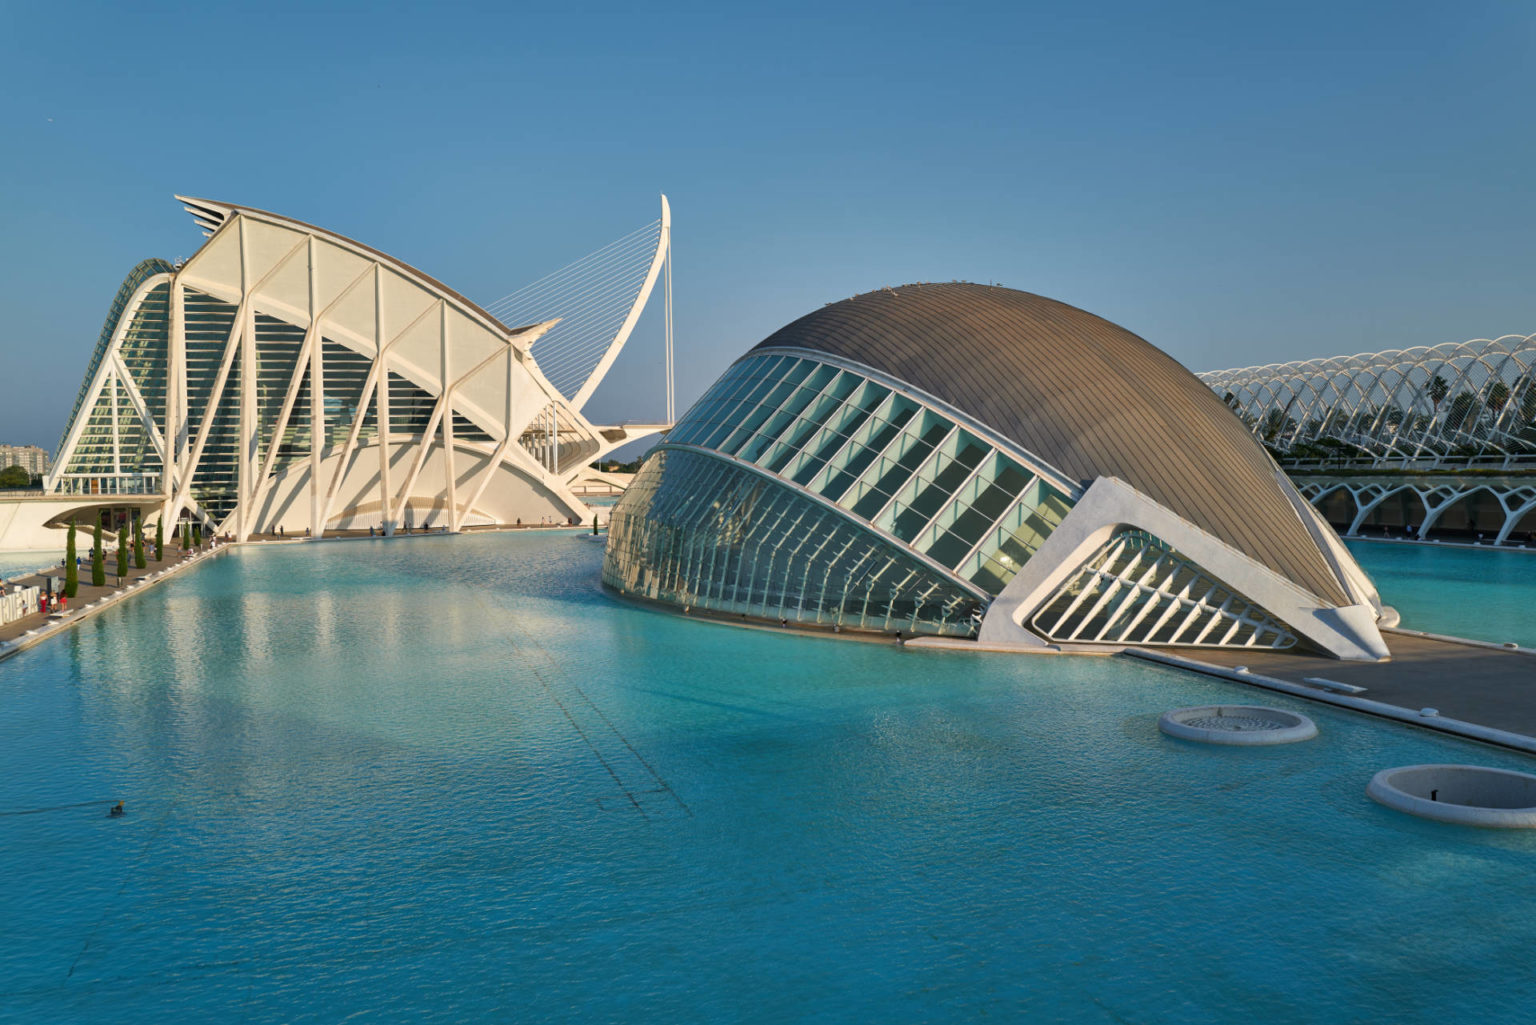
[108,801,124,817]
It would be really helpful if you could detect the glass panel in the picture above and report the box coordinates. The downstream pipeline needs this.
[603,447,981,637]
[962,480,1074,591]
[879,429,986,542]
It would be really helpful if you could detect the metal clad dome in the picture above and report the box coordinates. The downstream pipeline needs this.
[750,282,1348,606]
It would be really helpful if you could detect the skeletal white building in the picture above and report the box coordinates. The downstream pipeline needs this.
[1202,337,1536,545]
[5,196,672,547]
[1201,335,1536,468]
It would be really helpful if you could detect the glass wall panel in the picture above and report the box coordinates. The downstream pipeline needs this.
[655,352,1079,603]
[604,448,983,637]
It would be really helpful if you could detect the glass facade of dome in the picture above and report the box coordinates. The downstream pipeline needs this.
[604,352,1075,637]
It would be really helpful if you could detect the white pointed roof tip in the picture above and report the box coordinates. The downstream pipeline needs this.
[509,317,562,349]
[175,195,234,237]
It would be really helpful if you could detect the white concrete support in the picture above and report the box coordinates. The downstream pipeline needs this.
[441,301,458,531]
[568,194,671,412]
[109,366,120,478]
[319,368,381,530]
[392,398,447,527]
[167,277,185,496]
[108,352,168,472]
[169,295,246,522]
[460,354,519,526]
[375,266,393,536]
[978,476,1391,661]
[237,217,257,539]
[664,217,674,423]
[308,239,325,538]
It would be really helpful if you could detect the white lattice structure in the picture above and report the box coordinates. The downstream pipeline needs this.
[1297,476,1536,545]
[1201,335,1536,467]
[1029,530,1297,650]
[13,195,672,546]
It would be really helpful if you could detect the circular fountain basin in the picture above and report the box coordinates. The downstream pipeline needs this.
[1158,705,1317,746]
[1367,764,1536,828]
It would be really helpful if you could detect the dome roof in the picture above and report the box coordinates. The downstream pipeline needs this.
[750,282,1348,606]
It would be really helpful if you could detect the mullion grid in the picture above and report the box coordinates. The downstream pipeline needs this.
[845,411,950,521]
[804,390,904,499]
[714,357,816,455]
[603,447,978,636]
[692,356,794,451]
[667,357,764,447]
[727,361,837,464]
[1031,532,1296,649]
[782,379,891,486]
[759,370,861,475]
[878,428,988,543]
[697,355,1076,594]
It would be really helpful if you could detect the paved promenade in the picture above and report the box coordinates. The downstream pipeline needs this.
[0,544,221,650]
[1130,631,1536,752]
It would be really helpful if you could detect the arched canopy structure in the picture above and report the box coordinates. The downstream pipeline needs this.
[1201,335,1536,467]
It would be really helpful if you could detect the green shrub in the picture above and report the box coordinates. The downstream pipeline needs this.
[65,521,78,598]
[91,523,105,587]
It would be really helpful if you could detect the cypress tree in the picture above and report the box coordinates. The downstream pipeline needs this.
[154,518,163,562]
[91,521,105,587]
[133,515,146,569]
[65,520,78,598]
[116,528,129,581]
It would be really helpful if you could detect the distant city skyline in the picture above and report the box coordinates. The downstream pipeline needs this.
[4,1,1535,452]
[0,445,49,478]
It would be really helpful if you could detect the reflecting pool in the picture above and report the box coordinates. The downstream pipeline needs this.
[3,533,1535,1023]
[1348,540,1536,648]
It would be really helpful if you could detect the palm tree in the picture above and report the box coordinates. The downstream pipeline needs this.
[1428,374,1450,408]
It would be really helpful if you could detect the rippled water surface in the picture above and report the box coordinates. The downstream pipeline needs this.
[4,533,1536,1023]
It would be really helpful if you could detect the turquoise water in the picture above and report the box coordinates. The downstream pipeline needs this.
[5,533,1536,1023]
[0,548,62,581]
[1347,540,1536,647]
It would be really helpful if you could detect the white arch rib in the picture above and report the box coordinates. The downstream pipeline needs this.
[569,195,671,411]
[482,196,671,413]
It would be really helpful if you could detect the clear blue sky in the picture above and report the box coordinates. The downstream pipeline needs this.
[3,0,1534,453]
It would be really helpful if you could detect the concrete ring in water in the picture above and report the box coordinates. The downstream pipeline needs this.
[1367,764,1536,828]
[1158,705,1317,746]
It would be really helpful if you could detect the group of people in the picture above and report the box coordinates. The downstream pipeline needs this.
[368,523,448,536]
